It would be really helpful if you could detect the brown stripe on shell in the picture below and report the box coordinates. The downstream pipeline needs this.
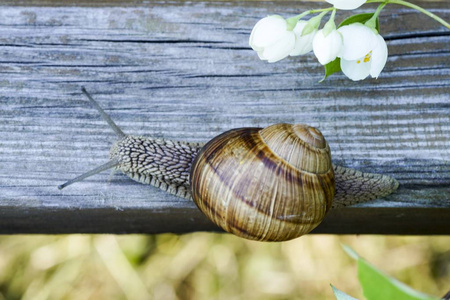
[190,126,335,241]
[192,185,259,239]
[317,171,335,213]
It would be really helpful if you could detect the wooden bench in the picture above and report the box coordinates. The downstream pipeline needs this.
[0,0,449,235]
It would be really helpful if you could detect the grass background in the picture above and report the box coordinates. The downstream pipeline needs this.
[0,234,448,299]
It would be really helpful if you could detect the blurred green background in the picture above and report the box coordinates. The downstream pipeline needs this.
[0,234,448,299]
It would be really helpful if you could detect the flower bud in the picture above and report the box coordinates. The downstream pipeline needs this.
[249,15,296,63]
[313,29,343,65]
[290,21,317,56]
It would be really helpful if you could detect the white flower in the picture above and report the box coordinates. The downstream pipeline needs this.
[290,21,317,56]
[249,15,296,63]
[338,23,388,81]
[312,29,343,65]
[325,0,366,10]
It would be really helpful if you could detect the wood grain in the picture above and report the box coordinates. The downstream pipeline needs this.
[0,1,449,235]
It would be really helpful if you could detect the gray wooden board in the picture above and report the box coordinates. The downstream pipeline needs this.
[0,1,449,235]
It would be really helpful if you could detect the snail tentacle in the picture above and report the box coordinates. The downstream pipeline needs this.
[58,159,120,190]
[81,87,126,138]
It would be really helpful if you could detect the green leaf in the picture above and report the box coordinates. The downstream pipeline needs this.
[341,245,439,300]
[321,57,341,82]
[337,13,379,31]
[331,284,360,300]
[358,259,438,300]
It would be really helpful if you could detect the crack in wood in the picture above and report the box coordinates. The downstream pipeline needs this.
[384,31,450,41]
[78,38,226,44]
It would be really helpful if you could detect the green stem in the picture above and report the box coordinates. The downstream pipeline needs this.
[365,3,386,31]
[287,7,334,31]
[329,8,337,23]
[323,9,337,36]
[367,0,450,28]
[291,7,334,22]
[372,2,386,20]
[304,10,331,33]
[310,7,335,14]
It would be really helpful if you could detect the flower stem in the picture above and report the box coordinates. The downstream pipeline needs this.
[372,2,386,20]
[287,7,334,31]
[291,7,334,22]
[365,3,386,31]
[367,0,450,28]
[310,7,335,14]
[323,9,337,36]
[329,8,337,23]
[301,10,331,35]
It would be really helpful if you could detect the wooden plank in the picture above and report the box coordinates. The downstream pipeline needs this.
[0,1,449,235]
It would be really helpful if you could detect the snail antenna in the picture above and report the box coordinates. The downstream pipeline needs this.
[58,88,127,189]
[58,159,120,190]
[81,87,126,138]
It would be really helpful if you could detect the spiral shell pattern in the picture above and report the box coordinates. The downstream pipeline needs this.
[190,124,335,241]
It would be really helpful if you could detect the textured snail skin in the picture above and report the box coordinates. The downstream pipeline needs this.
[110,135,203,199]
[110,124,398,242]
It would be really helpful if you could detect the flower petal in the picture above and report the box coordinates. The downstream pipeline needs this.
[262,31,296,63]
[290,21,316,56]
[249,15,287,50]
[341,57,371,81]
[313,29,343,65]
[256,50,266,60]
[338,23,378,61]
[326,0,366,10]
[369,34,388,78]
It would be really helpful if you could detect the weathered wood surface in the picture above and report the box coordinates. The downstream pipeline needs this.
[0,1,449,235]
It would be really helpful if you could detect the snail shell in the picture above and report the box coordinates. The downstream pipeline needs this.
[190,124,335,241]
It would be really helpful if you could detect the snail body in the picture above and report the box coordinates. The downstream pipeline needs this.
[59,88,399,242]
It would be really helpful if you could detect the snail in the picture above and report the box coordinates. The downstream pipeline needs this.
[59,88,399,242]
